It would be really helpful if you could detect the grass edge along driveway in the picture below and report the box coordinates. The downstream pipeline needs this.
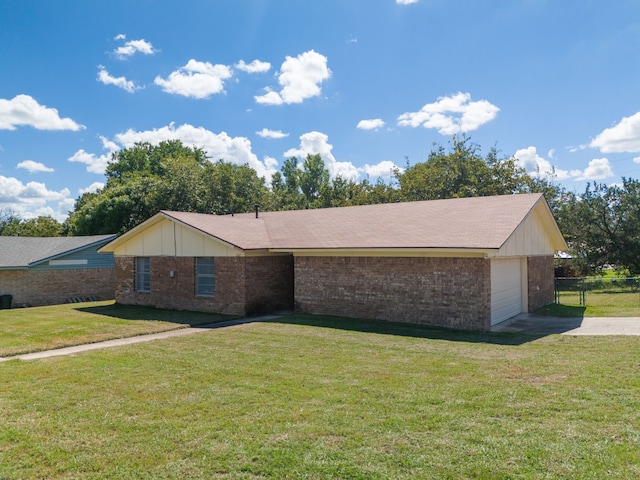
[0,301,237,358]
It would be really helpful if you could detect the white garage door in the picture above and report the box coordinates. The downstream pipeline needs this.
[491,258,523,326]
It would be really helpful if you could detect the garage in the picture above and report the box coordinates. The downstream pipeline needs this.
[490,258,524,326]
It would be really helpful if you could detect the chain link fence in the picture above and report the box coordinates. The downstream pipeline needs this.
[555,277,640,306]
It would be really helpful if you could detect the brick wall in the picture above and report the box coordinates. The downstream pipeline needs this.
[115,255,293,316]
[0,268,114,307]
[527,255,555,311]
[294,256,492,331]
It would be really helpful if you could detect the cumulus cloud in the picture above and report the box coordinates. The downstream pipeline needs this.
[284,131,359,180]
[0,94,84,131]
[590,112,640,153]
[17,160,54,173]
[570,158,614,181]
[154,60,233,99]
[634,156,640,163]
[113,123,277,180]
[68,136,118,174]
[97,66,140,93]
[514,146,570,181]
[255,50,331,105]
[0,175,71,220]
[357,119,385,130]
[397,92,499,135]
[360,160,403,178]
[114,37,158,59]
[235,59,271,73]
[79,182,105,195]
[256,128,289,139]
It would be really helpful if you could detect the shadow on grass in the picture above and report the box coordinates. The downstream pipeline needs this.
[267,313,551,346]
[76,303,238,327]
[534,304,587,318]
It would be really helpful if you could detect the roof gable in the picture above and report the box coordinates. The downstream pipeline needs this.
[0,235,117,269]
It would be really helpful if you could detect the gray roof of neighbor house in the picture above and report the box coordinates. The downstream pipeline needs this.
[0,235,117,269]
[148,193,565,251]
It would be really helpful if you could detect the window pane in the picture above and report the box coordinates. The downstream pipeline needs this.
[136,257,151,292]
[195,257,214,297]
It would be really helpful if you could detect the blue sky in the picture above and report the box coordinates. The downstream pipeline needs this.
[1,0,640,221]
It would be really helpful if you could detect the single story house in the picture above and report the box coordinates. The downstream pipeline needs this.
[99,193,567,331]
[0,235,116,307]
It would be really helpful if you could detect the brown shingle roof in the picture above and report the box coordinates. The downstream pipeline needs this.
[161,193,552,251]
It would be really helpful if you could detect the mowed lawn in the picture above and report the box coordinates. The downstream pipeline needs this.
[0,301,235,357]
[1,311,639,479]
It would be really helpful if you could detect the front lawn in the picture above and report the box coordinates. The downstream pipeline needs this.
[1,314,639,479]
[0,301,236,357]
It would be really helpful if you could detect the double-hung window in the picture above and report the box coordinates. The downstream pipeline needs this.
[135,257,151,292]
[195,257,215,297]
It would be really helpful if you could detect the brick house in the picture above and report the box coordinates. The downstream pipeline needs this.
[0,235,116,308]
[100,194,567,331]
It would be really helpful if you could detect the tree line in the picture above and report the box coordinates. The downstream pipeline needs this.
[2,137,639,276]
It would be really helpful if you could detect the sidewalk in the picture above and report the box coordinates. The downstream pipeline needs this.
[491,314,640,335]
[0,314,282,363]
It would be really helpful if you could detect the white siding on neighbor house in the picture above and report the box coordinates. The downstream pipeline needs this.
[491,258,526,325]
[110,218,243,257]
[497,207,556,257]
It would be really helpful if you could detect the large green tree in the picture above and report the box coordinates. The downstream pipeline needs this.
[396,136,531,201]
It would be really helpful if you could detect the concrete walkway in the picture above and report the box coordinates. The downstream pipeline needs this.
[0,314,282,363]
[491,313,640,335]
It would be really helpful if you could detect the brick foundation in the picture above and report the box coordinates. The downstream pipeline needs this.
[294,256,492,331]
[527,255,555,311]
[115,255,293,316]
[0,268,115,307]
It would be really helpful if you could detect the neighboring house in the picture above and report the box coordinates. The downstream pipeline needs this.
[0,235,116,307]
[99,194,567,331]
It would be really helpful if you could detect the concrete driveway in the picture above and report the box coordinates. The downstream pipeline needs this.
[491,313,640,335]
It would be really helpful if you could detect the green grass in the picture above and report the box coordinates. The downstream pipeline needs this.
[1,313,639,479]
[0,301,236,357]
[544,291,640,317]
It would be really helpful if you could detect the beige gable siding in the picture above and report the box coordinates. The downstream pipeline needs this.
[110,218,243,257]
[496,207,556,257]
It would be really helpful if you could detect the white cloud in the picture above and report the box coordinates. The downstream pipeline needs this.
[357,118,385,130]
[68,135,118,174]
[113,123,277,180]
[0,94,84,131]
[114,38,158,59]
[114,33,126,41]
[397,92,499,135]
[397,0,419,4]
[256,128,289,139]
[514,146,570,180]
[79,182,105,195]
[154,59,233,99]
[97,66,140,93]
[634,156,640,163]
[570,158,614,181]
[235,59,271,73]
[360,160,403,178]
[0,175,71,220]
[17,160,54,173]
[590,112,640,153]
[284,131,359,180]
[255,50,331,105]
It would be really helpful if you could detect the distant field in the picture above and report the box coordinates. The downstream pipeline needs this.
[1,314,639,479]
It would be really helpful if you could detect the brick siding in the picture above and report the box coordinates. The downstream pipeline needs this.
[115,255,293,316]
[527,255,555,311]
[294,256,492,331]
[0,268,114,307]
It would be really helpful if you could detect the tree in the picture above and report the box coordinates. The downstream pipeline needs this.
[563,179,640,275]
[396,136,531,201]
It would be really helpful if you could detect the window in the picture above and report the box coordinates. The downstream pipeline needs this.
[195,257,215,297]
[135,257,151,292]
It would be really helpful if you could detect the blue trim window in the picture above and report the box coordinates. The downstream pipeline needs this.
[195,257,215,297]
[135,257,151,292]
